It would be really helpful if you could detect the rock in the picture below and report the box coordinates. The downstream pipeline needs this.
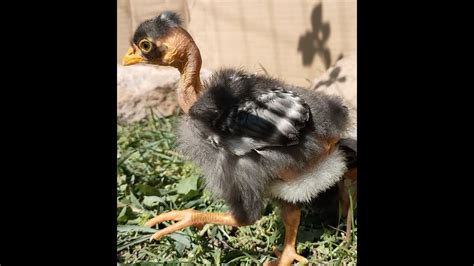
[117,64,212,123]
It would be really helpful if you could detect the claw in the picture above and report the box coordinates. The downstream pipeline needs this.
[149,220,189,240]
[264,247,308,266]
[145,210,190,227]
[144,209,197,240]
[143,209,239,241]
[273,246,282,257]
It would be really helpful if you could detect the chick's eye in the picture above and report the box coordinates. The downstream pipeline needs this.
[139,40,152,53]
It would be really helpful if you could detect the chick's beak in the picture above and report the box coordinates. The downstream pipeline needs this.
[122,47,145,66]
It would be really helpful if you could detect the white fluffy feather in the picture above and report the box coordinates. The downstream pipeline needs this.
[267,148,347,203]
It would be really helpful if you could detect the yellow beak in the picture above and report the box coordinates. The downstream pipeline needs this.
[122,47,145,66]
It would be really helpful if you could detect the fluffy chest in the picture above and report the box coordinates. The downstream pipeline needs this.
[267,140,347,203]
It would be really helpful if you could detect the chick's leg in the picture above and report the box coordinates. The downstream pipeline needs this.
[338,167,357,242]
[145,209,244,240]
[264,202,308,266]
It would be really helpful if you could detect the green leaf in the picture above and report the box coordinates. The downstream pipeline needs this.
[167,194,179,203]
[129,191,144,210]
[143,196,166,208]
[117,150,138,166]
[117,206,132,223]
[137,183,160,196]
[208,225,218,238]
[223,249,245,262]
[175,175,199,194]
[181,190,201,202]
[117,225,158,233]
[119,184,128,192]
[182,199,200,209]
[169,233,191,255]
[117,235,150,252]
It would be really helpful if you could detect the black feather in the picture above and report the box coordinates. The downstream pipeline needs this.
[339,138,357,169]
[158,11,182,26]
[132,11,182,44]
[179,68,351,224]
[189,69,311,154]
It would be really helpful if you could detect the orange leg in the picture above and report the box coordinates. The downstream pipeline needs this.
[145,209,245,241]
[264,202,308,266]
[338,167,357,242]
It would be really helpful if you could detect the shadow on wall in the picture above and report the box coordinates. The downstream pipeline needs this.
[313,66,346,90]
[297,3,332,69]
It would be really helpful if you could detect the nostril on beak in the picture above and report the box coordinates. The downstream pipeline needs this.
[126,47,135,55]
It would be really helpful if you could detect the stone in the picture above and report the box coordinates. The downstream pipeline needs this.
[117,64,212,123]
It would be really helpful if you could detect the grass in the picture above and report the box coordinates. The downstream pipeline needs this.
[117,112,357,265]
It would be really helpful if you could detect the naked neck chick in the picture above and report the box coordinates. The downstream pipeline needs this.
[122,11,351,266]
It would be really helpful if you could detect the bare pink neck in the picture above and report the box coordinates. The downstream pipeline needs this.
[175,37,203,114]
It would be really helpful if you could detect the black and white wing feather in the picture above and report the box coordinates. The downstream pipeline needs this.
[189,69,310,156]
[223,89,309,155]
